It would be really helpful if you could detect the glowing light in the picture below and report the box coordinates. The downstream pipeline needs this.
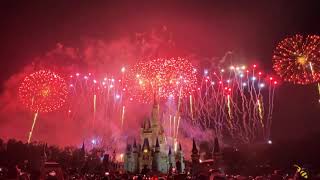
[267,140,272,144]
[121,67,126,73]
[259,83,265,88]
[91,139,96,145]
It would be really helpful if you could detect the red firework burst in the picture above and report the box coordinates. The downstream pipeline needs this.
[125,57,198,103]
[19,70,68,112]
[272,34,320,84]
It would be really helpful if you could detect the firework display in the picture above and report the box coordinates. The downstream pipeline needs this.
[19,70,68,112]
[67,72,126,130]
[125,57,198,103]
[19,70,68,143]
[180,65,277,144]
[272,34,320,84]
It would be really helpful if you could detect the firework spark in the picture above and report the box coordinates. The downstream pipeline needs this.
[273,34,320,84]
[125,57,198,103]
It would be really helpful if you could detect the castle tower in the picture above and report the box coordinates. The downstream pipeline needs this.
[131,139,139,173]
[175,143,185,174]
[152,138,161,172]
[168,146,176,172]
[212,137,223,171]
[151,93,160,128]
[124,143,132,172]
[140,138,152,173]
[191,139,200,175]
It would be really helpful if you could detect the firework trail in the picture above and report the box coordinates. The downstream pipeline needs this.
[181,64,277,144]
[67,71,126,135]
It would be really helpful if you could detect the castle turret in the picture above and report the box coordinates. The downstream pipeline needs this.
[152,138,161,172]
[212,137,223,171]
[132,139,139,173]
[168,146,176,171]
[191,139,200,175]
[124,143,132,172]
[175,143,185,173]
[151,93,160,127]
[140,138,152,172]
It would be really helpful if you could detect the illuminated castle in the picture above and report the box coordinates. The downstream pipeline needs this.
[124,98,185,174]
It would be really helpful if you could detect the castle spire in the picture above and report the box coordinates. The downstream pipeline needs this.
[155,137,160,148]
[142,138,150,151]
[133,138,137,148]
[213,137,220,154]
[151,93,160,126]
[192,138,198,154]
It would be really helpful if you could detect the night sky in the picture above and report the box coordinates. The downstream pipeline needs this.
[1,0,320,144]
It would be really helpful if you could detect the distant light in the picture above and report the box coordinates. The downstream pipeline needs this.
[226,79,231,83]
[69,84,73,87]
[104,77,107,81]
[239,74,244,78]
[70,75,73,78]
[88,73,91,76]
[76,73,80,76]
[221,69,225,72]
[116,94,120,99]
[274,81,278,85]
[93,80,97,83]
[199,159,202,163]
[211,81,215,85]
[121,67,126,73]
[111,78,115,82]
[204,69,209,75]
[259,83,265,88]
[253,64,257,68]
[258,72,262,75]
[270,77,273,80]
[130,98,133,101]
[68,110,71,113]
[252,76,257,81]
[91,139,96,145]
[105,172,110,176]
[242,82,247,86]
[84,76,88,80]
[109,85,114,88]
[267,140,272,144]
[241,65,246,70]
[230,66,235,70]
